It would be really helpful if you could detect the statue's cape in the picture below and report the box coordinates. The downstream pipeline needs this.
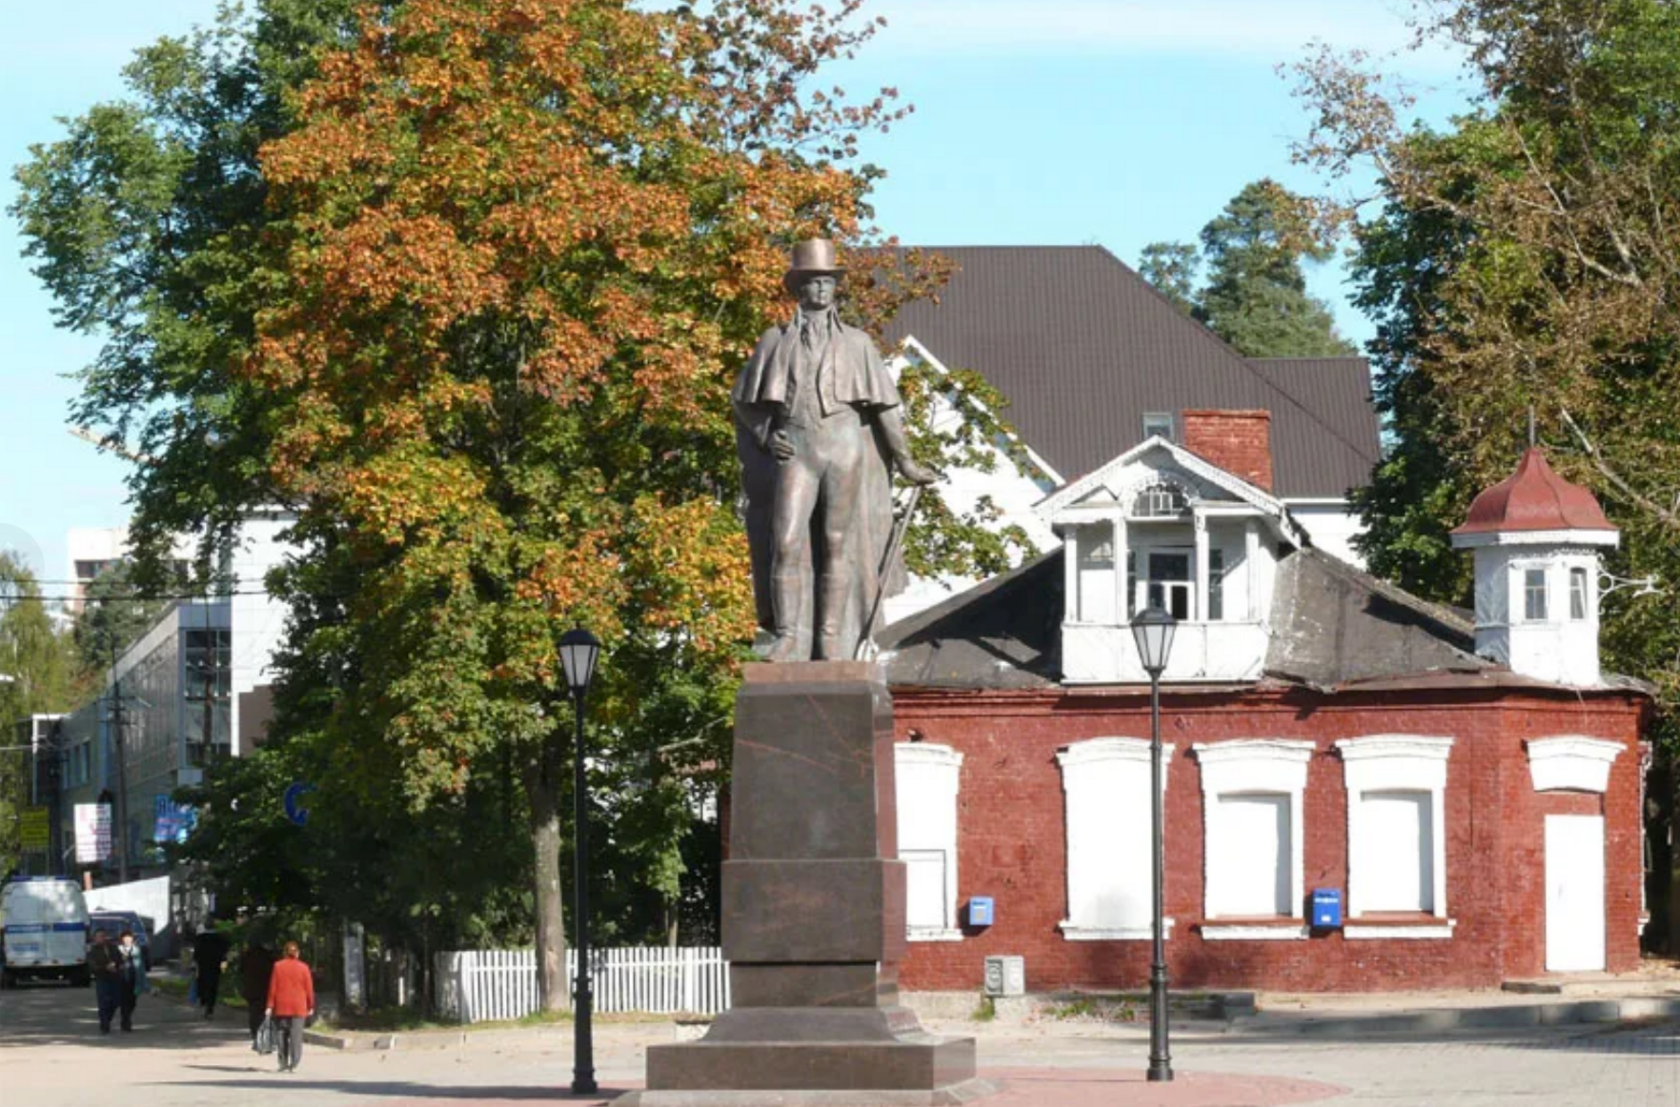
[731,320,901,413]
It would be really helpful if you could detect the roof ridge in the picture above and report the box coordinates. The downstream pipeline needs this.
[1247,356,1369,364]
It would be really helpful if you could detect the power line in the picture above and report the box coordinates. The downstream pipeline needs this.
[0,588,278,604]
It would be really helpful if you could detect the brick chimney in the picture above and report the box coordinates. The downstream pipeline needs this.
[1180,410,1273,492]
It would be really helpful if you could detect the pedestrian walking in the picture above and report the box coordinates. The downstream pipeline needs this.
[114,929,147,1031]
[192,919,231,1020]
[87,929,123,1035]
[240,939,277,1041]
[265,941,314,1073]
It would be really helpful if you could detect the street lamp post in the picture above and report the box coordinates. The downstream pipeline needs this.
[1131,604,1177,1083]
[558,627,601,1097]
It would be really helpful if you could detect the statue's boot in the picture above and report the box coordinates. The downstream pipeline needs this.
[767,564,806,662]
[815,571,851,661]
[764,633,803,662]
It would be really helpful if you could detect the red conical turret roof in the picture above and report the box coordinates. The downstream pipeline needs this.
[1451,448,1615,537]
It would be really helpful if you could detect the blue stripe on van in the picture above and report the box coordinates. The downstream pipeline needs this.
[2,923,84,934]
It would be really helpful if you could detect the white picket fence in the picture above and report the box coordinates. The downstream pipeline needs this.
[435,946,730,1023]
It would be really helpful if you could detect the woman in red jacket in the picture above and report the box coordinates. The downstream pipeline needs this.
[265,941,315,1073]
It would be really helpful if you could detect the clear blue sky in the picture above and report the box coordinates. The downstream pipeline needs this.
[0,0,1470,589]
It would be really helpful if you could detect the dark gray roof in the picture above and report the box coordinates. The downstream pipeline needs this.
[881,546,1491,693]
[1263,548,1488,689]
[883,247,1380,498]
[879,552,1061,690]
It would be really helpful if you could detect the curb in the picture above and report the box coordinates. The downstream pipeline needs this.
[1242,996,1680,1037]
[303,1028,411,1051]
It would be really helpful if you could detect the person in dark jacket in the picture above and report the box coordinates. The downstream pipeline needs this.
[265,941,315,1073]
[192,921,231,1019]
[114,929,146,1031]
[87,929,123,1035]
[240,940,277,1041]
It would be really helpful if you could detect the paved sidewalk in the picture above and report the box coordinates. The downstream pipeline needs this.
[8,970,1677,1106]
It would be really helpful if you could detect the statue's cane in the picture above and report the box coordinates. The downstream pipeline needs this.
[855,482,926,660]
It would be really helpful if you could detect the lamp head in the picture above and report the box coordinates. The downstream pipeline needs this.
[558,627,601,697]
[1130,604,1177,678]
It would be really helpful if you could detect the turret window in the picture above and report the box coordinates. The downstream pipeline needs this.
[1569,567,1589,621]
[1523,568,1548,621]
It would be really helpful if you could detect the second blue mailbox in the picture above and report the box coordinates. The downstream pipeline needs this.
[1311,888,1343,928]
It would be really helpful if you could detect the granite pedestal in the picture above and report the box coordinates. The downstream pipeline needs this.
[630,662,987,1107]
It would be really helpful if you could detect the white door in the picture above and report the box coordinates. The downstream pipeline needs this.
[1544,815,1606,972]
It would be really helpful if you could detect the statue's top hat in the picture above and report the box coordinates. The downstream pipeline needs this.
[783,238,845,291]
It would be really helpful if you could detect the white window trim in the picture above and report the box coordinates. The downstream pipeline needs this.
[1191,740,1315,920]
[1335,735,1454,920]
[1056,738,1172,941]
[1200,924,1310,941]
[895,742,964,942]
[1343,920,1458,940]
[1526,736,1623,794]
[1061,920,1176,941]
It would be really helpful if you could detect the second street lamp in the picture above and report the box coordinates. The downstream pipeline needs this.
[559,627,601,1096]
[1130,603,1177,1083]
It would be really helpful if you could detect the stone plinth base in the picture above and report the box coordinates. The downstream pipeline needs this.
[643,1008,982,1100]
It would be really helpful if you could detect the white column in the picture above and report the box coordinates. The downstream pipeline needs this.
[1063,523,1079,624]
[1193,510,1209,623]
[1245,520,1260,622]
[1111,514,1128,624]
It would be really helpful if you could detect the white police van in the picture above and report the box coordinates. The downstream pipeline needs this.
[1,876,91,986]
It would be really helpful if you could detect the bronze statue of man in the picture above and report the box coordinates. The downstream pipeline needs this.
[733,239,937,662]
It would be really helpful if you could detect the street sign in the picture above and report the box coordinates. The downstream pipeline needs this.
[18,807,48,850]
[283,782,315,827]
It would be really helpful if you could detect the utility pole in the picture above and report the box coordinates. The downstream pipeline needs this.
[108,608,130,882]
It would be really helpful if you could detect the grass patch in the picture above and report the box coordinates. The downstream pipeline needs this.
[1043,996,1138,1023]
[972,995,996,1022]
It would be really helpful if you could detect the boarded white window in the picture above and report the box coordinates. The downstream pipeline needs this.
[1057,738,1169,939]
[1076,525,1116,623]
[1214,795,1290,915]
[902,849,949,930]
[1357,790,1433,912]
[1336,736,1454,919]
[1193,740,1313,921]
[895,743,963,940]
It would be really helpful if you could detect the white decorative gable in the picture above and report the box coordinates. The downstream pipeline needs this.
[880,338,1061,626]
[1036,438,1299,684]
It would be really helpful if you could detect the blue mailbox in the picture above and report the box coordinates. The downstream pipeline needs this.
[967,896,995,928]
[1311,888,1343,929]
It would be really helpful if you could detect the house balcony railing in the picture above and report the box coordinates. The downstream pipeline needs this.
[1061,620,1268,684]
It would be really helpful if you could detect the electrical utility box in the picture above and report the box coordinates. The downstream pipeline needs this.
[1311,888,1343,928]
[982,955,1026,997]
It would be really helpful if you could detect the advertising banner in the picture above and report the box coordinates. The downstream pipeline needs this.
[74,802,112,863]
[153,794,195,845]
[18,806,49,850]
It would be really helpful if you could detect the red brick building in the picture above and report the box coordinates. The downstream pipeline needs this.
[879,434,1653,992]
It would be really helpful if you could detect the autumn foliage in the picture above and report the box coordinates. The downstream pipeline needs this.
[240,0,926,790]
